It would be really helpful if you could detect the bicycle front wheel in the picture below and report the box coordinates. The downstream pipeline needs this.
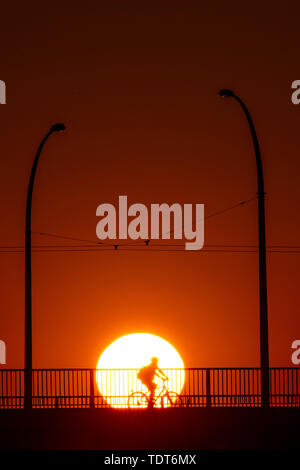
[128,392,149,409]
[161,392,182,408]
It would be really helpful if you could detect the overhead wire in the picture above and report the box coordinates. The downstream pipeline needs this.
[1,195,298,254]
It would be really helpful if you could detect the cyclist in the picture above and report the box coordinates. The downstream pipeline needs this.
[137,357,168,407]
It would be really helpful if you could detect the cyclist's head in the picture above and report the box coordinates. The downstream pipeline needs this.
[151,356,159,365]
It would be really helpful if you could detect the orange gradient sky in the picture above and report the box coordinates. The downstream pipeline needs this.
[0,3,300,369]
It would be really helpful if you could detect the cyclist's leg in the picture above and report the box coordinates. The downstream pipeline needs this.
[148,382,157,408]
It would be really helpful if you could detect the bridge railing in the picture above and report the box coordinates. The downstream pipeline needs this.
[0,368,299,409]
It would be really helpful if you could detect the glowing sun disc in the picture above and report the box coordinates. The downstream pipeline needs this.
[96,333,185,408]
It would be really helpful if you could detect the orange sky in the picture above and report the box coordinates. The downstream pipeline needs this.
[0,3,300,369]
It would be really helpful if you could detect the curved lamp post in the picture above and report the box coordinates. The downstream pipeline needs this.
[218,89,269,407]
[24,123,66,410]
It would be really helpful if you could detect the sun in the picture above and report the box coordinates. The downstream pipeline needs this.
[96,333,185,408]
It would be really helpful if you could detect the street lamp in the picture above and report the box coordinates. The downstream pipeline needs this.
[218,89,270,407]
[24,123,66,410]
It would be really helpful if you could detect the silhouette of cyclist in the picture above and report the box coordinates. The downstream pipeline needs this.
[137,357,168,407]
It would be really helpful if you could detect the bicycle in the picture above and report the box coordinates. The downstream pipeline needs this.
[128,378,182,408]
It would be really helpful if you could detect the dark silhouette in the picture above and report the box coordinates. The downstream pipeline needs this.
[219,89,270,407]
[24,124,66,409]
[137,357,168,407]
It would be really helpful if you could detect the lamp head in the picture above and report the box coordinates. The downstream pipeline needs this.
[218,89,235,98]
[50,123,66,132]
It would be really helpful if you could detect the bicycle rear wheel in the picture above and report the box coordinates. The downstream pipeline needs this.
[128,392,149,409]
